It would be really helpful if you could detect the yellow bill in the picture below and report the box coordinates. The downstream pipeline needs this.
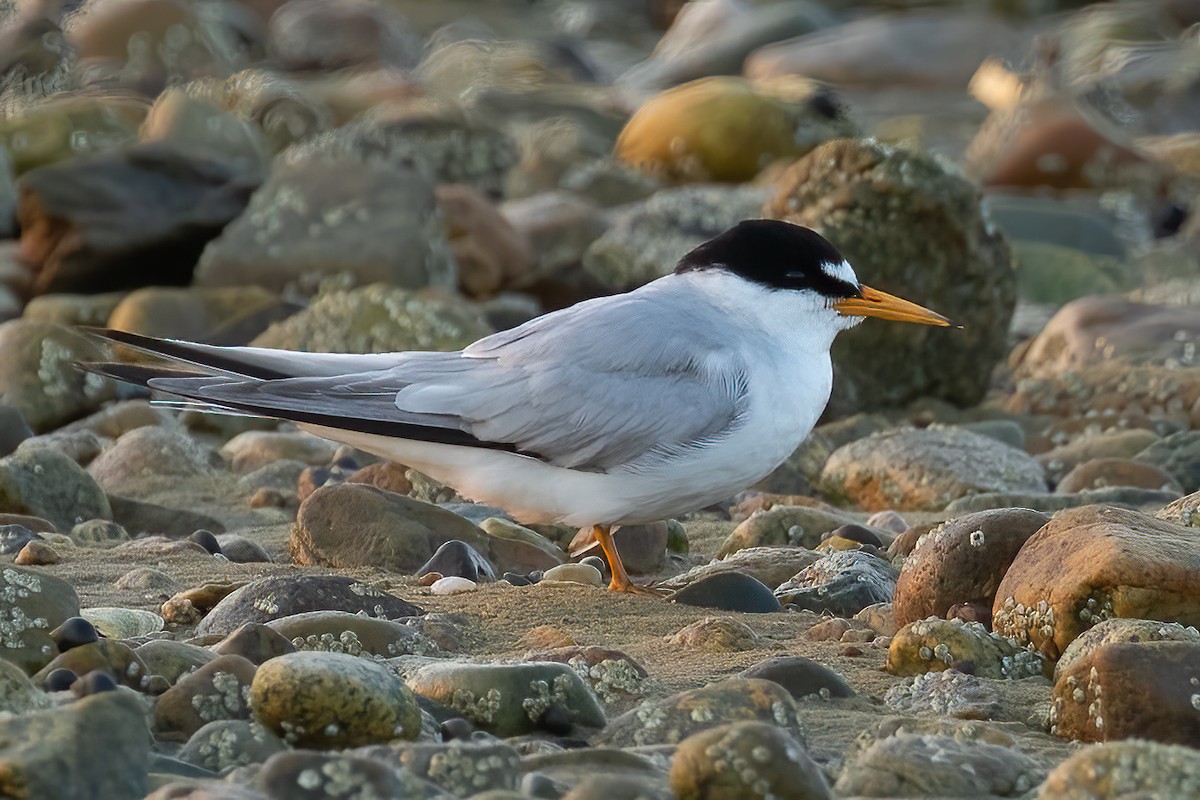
[833,285,953,327]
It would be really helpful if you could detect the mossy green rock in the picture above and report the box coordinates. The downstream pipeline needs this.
[0,565,80,674]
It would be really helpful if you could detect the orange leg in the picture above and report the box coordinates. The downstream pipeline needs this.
[592,524,665,596]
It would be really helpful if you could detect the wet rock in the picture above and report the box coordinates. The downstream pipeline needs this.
[0,524,38,555]
[671,720,831,800]
[179,719,287,773]
[1051,641,1200,745]
[0,690,150,799]
[266,0,419,72]
[894,508,1049,628]
[0,321,115,432]
[662,547,820,594]
[720,505,855,555]
[419,540,495,583]
[17,143,258,295]
[251,651,421,747]
[195,574,423,637]
[884,669,1002,720]
[765,139,1014,416]
[406,661,605,737]
[672,571,782,613]
[0,564,81,673]
[599,678,801,747]
[293,484,496,573]
[268,611,432,659]
[220,430,338,474]
[86,425,221,496]
[822,427,1045,512]
[155,654,258,742]
[775,550,898,616]
[1057,457,1183,494]
[615,76,855,184]
[1036,740,1200,799]
[582,185,768,289]
[135,639,216,685]
[992,505,1200,660]
[213,622,297,666]
[738,655,854,700]
[1055,618,1200,681]
[254,750,443,799]
[834,732,1043,797]
[1137,431,1200,493]
[251,284,490,354]
[195,155,453,293]
[887,618,1045,679]
[667,617,761,652]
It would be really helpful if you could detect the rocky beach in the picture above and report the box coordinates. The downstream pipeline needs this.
[1,0,1200,797]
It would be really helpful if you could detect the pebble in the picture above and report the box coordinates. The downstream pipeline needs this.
[254,750,444,798]
[739,655,855,699]
[667,617,761,652]
[212,622,298,665]
[187,529,222,555]
[541,563,604,587]
[418,539,495,582]
[672,571,782,613]
[42,668,77,692]
[34,639,149,691]
[775,550,898,616]
[14,540,59,565]
[81,607,163,638]
[134,639,216,685]
[71,519,130,548]
[0,524,39,554]
[430,576,479,595]
[49,617,99,652]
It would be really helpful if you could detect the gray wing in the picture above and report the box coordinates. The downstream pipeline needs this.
[151,291,752,471]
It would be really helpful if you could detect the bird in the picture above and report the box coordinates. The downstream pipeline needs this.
[83,219,951,595]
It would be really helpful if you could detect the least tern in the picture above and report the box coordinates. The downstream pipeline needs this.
[85,220,951,594]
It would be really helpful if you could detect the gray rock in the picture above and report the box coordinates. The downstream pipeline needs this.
[775,550,898,615]
[212,623,297,666]
[215,535,272,564]
[108,495,225,538]
[406,661,605,737]
[660,546,821,593]
[254,750,446,799]
[0,658,44,713]
[17,429,106,465]
[0,564,81,673]
[80,607,162,639]
[884,670,1002,720]
[945,487,1183,514]
[267,0,421,72]
[359,741,521,796]
[670,721,831,800]
[667,617,762,652]
[251,651,422,748]
[0,403,31,457]
[739,655,854,699]
[196,575,423,637]
[268,611,434,659]
[180,719,287,773]
[86,425,221,496]
[135,639,217,685]
[822,427,1046,512]
[155,655,258,742]
[1137,431,1200,493]
[0,321,116,432]
[672,572,782,613]
[0,691,151,799]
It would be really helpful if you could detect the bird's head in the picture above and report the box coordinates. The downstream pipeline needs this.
[675,219,953,335]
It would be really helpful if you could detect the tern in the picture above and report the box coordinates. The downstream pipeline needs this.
[85,220,951,594]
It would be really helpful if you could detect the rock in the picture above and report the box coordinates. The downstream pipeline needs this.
[195,574,423,637]
[436,183,533,298]
[671,721,831,800]
[560,775,671,800]
[1055,618,1200,681]
[266,0,419,72]
[746,10,1030,90]
[0,404,31,457]
[418,540,495,583]
[499,191,607,278]
[764,139,1014,416]
[887,618,1045,679]
[251,284,490,354]
[430,577,478,596]
[581,185,768,289]
[221,68,333,152]
[522,646,648,708]
[81,607,162,639]
[114,567,180,597]
[1137,431,1200,493]
[738,655,854,699]
[822,427,1045,512]
[944,487,1181,515]
[13,540,59,565]
[251,651,422,748]
[0,447,113,532]
[17,143,258,294]
[108,496,225,538]
[1051,641,1200,745]
[215,535,272,564]
[884,670,1002,720]
[893,508,1049,628]
[16,429,106,466]
[292,484,493,573]
[477,517,568,574]
[406,661,605,737]
[1036,740,1200,799]
[1008,241,1130,305]
[269,611,433,659]
[615,76,855,184]
[86,425,221,495]
[775,550,898,616]
[0,92,146,175]
[1036,429,1162,485]
[33,639,149,691]
[0,524,38,555]
[255,750,444,799]
[0,691,150,799]
[134,639,216,685]
[0,321,116,432]
[179,719,287,773]
[541,563,603,588]
[992,505,1200,660]
[195,155,453,293]
[213,623,298,666]
[106,285,284,342]
[720,505,855,555]
[1057,457,1182,494]
[0,659,43,713]
[667,617,761,652]
[569,522,669,576]
[50,617,98,653]
[156,654,258,741]
[220,431,339,474]
[140,88,270,175]
[661,547,820,593]
[364,740,521,796]
[672,571,782,613]
[833,733,1043,797]
[0,564,81,673]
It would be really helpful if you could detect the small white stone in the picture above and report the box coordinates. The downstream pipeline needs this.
[430,577,478,596]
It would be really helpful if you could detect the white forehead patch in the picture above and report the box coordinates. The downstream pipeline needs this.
[821,259,858,286]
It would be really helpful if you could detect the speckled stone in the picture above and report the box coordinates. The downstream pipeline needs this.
[33,639,149,690]
[85,425,221,495]
[835,733,1043,797]
[598,678,803,748]
[661,547,820,594]
[155,654,258,742]
[81,607,163,639]
[134,639,216,685]
[71,519,130,548]
[251,651,422,748]
[520,646,649,710]
[1054,618,1200,680]
[406,661,606,737]
[0,448,112,532]
[0,321,116,432]
[253,750,445,799]
[667,617,761,652]
[361,740,521,796]
[884,669,1002,720]
[1050,641,1200,745]
[1158,489,1199,528]
[887,618,1045,679]
[179,719,287,772]
[267,610,435,659]
[0,566,81,673]
[1036,740,1200,799]
[719,505,855,555]
[0,658,43,713]
[775,550,898,616]
[671,720,831,800]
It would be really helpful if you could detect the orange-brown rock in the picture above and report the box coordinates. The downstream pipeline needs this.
[1056,458,1182,494]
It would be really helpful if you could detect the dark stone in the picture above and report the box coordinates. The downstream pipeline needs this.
[739,655,855,699]
[73,670,118,696]
[540,705,574,736]
[212,623,297,665]
[43,668,76,692]
[440,717,474,741]
[188,529,222,555]
[673,571,782,613]
[0,404,32,457]
[196,574,423,636]
[0,524,38,554]
[109,495,226,537]
[50,617,99,652]
[417,540,495,583]
[504,572,532,586]
[825,523,883,547]
[579,556,607,575]
[775,551,898,616]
